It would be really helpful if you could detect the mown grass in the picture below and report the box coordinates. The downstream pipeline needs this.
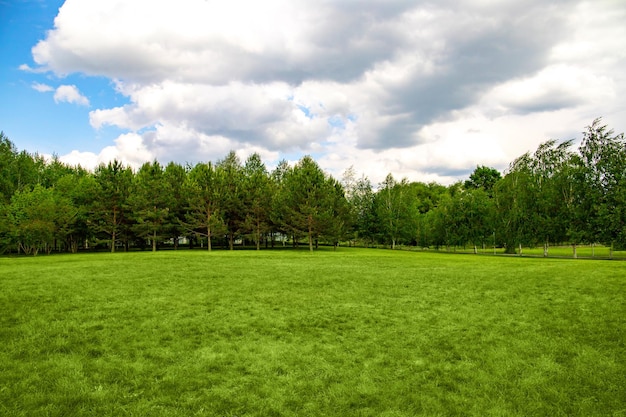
[1,249,624,416]
[404,244,626,259]
[514,244,626,259]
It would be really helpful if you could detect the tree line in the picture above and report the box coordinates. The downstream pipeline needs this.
[1,118,625,256]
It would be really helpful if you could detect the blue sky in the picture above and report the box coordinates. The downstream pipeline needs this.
[1,0,625,184]
[0,0,126,155]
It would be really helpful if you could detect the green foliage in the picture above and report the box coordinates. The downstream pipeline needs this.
[319,176,352,247]
[373,174,418,249]
[279,156,343,251]
[7,185,61,255]
[92,160,133,252]
[1,250,624,416]
[268,159,292,247]
[217,151,245,250]
[0,131,18,203]
[495,139,576,254]
[242,153,272,250]
[341,167,376,244]
[55,172,97,252]
[575,118,626,249]
[464,165,502,194]
[184,161,226,251]
[129,161,171,252]
[1,120,626,254]
[162,162,189,247]
[452,188,493,252]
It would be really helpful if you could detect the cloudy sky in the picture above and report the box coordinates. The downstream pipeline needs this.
[1,0,625,184]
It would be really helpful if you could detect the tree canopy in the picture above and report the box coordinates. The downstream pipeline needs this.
[1,119,625,255]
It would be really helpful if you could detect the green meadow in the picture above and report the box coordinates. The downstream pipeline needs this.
[1,249,624,417]
[446,244,626,259]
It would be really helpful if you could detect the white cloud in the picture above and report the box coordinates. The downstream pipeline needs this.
[481,65,615,115]
[53,85,90,106]
[58,150,100,169]
[58,126,281,172]
[32,82,54,93]
[89,80,333,151]
[58,133,153,170]
[31,0,626,183]
[19,63,46,73]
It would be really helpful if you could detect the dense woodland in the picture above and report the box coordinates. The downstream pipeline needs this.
[1,118,625,256]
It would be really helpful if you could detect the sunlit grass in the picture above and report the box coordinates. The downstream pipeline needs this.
[1,249,624,416]
[411,243,626,259]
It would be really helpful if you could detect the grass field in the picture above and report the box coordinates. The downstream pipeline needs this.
[399,244,626,259]
[1,249,625,416]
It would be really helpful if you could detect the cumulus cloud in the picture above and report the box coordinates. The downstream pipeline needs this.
[32,0,411,84]
[58,133,153,170]
[32,82,91,107]
[59,126,281,172]
[53,85,90,106]
[33,0,626,183]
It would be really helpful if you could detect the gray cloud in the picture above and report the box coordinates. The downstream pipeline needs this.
[356,3,572,149]
[30,0,626,184]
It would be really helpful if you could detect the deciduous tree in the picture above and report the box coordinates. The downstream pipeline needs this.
[575,118,626,254]
[7,185,62,255]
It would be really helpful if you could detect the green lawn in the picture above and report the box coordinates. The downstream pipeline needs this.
[1,249,624,416]
[466,244,626,259]
[400,244,626,259]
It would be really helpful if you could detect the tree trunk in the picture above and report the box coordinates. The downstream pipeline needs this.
[518,243,522,256]
[543,241,548,257]
[473,244,477,254]
[206,208,212,251]
[308,216,314,252]
[256,220,261,251]
[504,241,516,254]
[572,243,577,259]
[152,230,157,252]
[111,208,117,253]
